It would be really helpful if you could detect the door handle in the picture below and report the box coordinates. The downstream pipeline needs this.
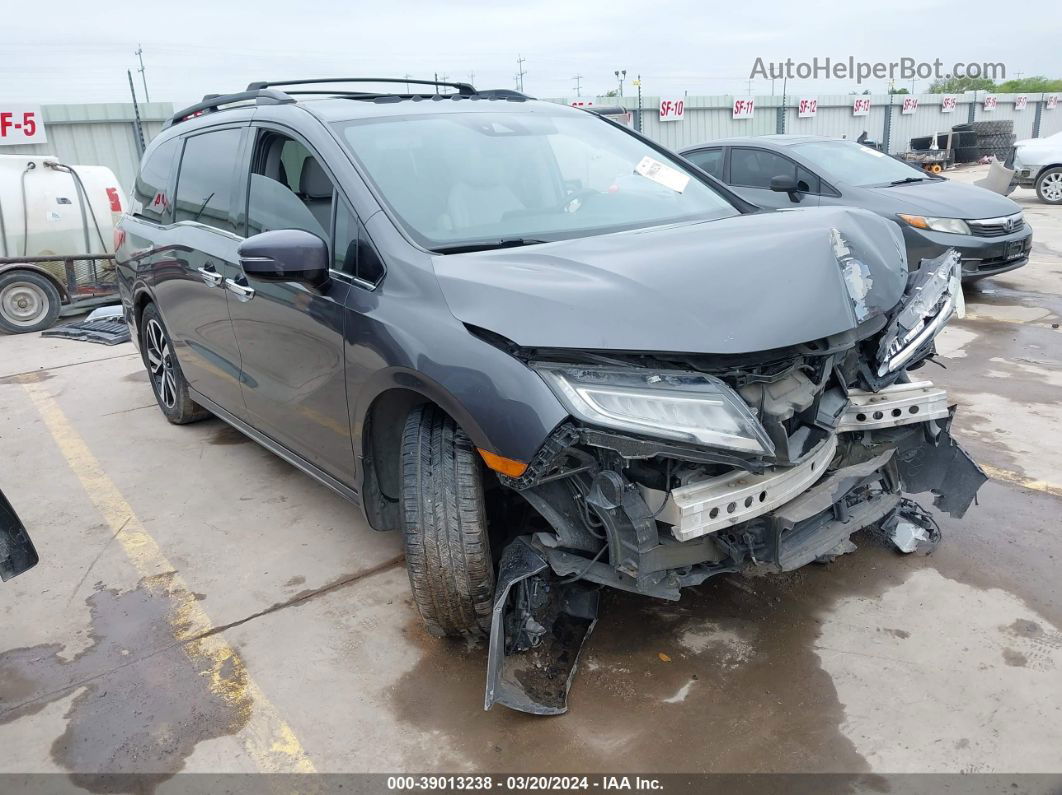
[224,277,255,302]
[197,264,224,287]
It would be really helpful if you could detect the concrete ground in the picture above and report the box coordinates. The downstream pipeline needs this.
[1,165,1061,785]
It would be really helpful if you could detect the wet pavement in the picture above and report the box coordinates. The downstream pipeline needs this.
[1,166,1061,784]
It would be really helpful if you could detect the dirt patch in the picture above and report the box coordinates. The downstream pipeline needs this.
[121,370,148,383]
[0,581,252,792]
[209,425,250,445]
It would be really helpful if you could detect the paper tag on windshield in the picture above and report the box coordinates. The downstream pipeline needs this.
[634,156,690,193]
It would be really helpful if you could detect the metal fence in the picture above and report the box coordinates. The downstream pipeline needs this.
[547,92,1062,153]
[0,103,174,191]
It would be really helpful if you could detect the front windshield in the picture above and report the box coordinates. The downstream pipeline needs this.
[335,110,739,250]
[791,140,927,187]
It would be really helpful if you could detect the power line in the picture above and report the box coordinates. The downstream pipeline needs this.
[572,74,582,97]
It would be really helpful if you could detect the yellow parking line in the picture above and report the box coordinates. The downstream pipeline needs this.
[20,376,316,774]
[982,463,1062,499]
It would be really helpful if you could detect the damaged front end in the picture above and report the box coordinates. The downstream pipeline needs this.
[484,247,985,715]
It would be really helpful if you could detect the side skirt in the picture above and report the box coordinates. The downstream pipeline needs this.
[189,389,362,506]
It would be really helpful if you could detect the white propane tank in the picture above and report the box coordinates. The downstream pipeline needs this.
[0,154,124,259]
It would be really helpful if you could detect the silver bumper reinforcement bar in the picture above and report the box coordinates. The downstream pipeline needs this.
[642,380,950,541]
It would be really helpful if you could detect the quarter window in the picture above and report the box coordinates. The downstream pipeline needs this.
[730,148,819,193]
[685,148,724,179]
[133,138,180,223]
[174,129,243,233]
[334,202,385,286]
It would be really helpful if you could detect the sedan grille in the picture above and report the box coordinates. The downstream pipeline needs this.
[968,212,1024,237]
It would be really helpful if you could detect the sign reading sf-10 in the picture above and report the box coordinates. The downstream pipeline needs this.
[0,105,47,145]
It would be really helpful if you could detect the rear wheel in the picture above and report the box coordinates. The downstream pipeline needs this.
[401,404,496,639]
[1035,167,1062,205]
[0,270,61,334]
[140,303,209,424]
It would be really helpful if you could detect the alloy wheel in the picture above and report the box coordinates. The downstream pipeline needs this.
[145,318,178,409]
[1041,172,1062,202]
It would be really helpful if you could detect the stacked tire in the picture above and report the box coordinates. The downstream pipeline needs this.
[968,120,1015,162]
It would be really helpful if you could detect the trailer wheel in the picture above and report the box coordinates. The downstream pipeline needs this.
[0,270,61,334]
[401,403,496,639]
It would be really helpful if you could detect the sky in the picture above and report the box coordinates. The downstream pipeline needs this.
[2,0,1059,108]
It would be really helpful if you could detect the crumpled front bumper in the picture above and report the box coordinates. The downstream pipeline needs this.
[641,379,959,542]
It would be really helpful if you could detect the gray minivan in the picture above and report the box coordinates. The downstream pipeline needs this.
[682,135,1032,281]
[115,79,984,714]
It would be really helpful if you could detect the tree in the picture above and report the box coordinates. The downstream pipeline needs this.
[928,76,996,94]
[603,89,618,97]
[996,76,1062,93]
[889,87,910,94]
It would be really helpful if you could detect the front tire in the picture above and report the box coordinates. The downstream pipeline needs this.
[0,270,61,334]
[401,404,495,639]
[140,303,209,425]
[1035,167,1062,205]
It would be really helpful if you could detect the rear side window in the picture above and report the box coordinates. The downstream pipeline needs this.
[174,129,243,233]
[133,138,180,223]
[685,148,723,179]
[731,148,819,193]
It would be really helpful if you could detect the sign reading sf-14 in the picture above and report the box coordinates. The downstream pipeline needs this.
[0,105,46,145]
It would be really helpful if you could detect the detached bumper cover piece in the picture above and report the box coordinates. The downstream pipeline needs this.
[485,537,599,715]
[0,490,38,582]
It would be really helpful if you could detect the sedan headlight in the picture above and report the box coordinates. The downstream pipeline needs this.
[533,364,775,455]
[897,214,971,235]
[876,248,963,376]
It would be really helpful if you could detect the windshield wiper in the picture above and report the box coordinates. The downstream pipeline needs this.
[430,238,550,254]
[886,176,928,186]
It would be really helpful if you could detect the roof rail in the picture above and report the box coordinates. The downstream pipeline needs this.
[246,77,477,96]
[163,88,295,129]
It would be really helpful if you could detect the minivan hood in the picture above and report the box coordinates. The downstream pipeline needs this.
[432,206,908,355]
[869,178,1021,219]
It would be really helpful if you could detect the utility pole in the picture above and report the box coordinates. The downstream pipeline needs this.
[127,69,146,155]
[515,55,527,92]
[746,78,753,95]
[572,74,583,97]
[614,69,626,98]
[135,43,150,103]
[468,71,475,86]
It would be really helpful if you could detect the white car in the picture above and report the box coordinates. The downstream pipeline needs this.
[1013,131,1062,204]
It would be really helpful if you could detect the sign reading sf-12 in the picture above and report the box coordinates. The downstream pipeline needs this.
[798,98,817,118]
[0,105,47,145]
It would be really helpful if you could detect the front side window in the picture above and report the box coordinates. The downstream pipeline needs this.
[729,148,819,193]
[133,138,180,223]
[174,129,243,233]
[334,111,738,250]
[246,133,335,241]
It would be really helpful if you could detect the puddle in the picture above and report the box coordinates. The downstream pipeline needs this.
[817,568,1062,772]
[389,537,942,774]
[0,580,251,792]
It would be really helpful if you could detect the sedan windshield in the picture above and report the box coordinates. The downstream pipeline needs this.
[790,140,928,187]
[335,111,739,250]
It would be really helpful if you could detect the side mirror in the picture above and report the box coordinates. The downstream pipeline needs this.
[238,229,329,287]
[769,174,802,202]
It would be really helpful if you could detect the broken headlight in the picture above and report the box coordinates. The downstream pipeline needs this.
[533,364,775,455]
[876,249,964,377]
